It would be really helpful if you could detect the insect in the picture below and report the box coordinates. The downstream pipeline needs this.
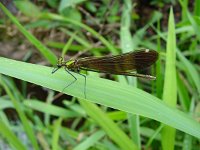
[52,49,158,98]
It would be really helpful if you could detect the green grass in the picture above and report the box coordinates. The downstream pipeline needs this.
[0,1,200,150]
[161,8,177,150]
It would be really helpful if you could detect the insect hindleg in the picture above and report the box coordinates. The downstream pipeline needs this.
[62,67,77,92]
[63,68,87,98]
[77,73,87,98]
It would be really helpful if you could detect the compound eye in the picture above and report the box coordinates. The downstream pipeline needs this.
[59,57,63,61]
[58,57,63,64]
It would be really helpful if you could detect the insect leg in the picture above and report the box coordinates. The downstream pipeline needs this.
[77,73,87,99]
[52,67,59,74]
[126,72,156,80]
[62,67,77,92]
[132,73,156,80]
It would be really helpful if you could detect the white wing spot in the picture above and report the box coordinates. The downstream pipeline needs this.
[145,49,150,53]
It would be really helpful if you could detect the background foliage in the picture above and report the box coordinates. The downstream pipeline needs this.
[0,0,200,150]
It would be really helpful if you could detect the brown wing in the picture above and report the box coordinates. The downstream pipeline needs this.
[77,49,158,74]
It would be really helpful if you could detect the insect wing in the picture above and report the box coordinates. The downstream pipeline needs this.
[77,49,158,74]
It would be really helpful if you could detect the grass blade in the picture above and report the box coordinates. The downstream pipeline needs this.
[42,13,118,54]
[0,120,26,150]
[0,3,57,64]
[161,8,177,150]
[52,118,62,150]
[120,0,140,148]
[0,76,39,150]
[79,100,138,150]
[73,130,105,150]
[0,57,200,139]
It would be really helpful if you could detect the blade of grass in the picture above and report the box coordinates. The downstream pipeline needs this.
[36,132,51,150]
[0,98,14,109]
[52,118,62,150]
[177,49,200,97]
[0,76,39,150]
[73,130,105,150]
[194,0,200,16]
[79,100,138,150]
[150,13,200,97]
[60,29,91,48]
[183,98,195,150]
[41,12,118,54]
[120,0,140,148]
[179,0,188,22]
[0,3,57,64]
[0,120,26,150]
[61,32,77,57]
[156,19,163,99]
[14,0,41,18]
[0,57,200,139]
[23,100,81,118]
[161,8,177,150]
[120,0,133,53]
[44,91,54,127]
[187,8,200,42]
[146,124,164,148]
[177,73,190,111]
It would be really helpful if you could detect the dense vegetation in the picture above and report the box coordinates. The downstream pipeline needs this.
[0,0,199,150]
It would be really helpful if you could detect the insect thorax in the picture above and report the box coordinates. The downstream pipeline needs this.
[66,60,79,71]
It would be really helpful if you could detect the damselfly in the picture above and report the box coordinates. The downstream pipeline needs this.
[52,49,158,98]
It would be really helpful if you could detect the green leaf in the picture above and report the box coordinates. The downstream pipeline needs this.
[0,3,57,64]
[120,0,133,53]
[79,100,138,150]
[194,0,200,16]
[52,118,62,150]
[73,130,105,150]
[59,0,86,12]
[0,57,200,139]
[0,120,26,150]
[23,100,80,118]
[0,76,39,150]
[161,8,177,150]
[177,49,200,96]
[14,0,41,18]
[187,10,200,41]
[59,7,82,22]
[41,12,118,54]
[120,0,140,148]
